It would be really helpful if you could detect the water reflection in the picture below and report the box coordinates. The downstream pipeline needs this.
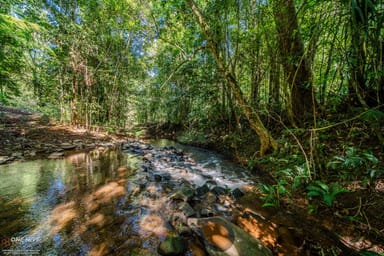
[0,141,257,255]
[0,149,147,255]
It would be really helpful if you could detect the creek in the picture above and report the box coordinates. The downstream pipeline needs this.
[0,139,274,255]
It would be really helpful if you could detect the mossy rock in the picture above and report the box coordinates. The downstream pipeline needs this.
[157,235,187,256]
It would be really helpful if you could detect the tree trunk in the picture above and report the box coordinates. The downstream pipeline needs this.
[268,57,280,112]
[250,39,261,108]
[272,0,314,125]
[71,73,78,126]
[380,41,384,106]
[186,0,277,156]
[347,0,382,108]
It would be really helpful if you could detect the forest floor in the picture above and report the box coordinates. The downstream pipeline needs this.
[1,106,383,255]
[0,105,126,163]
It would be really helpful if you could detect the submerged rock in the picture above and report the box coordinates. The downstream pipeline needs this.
[157,235,187,256]
[187,216,272,256]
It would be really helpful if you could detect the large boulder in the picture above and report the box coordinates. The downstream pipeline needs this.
[187,216,272,256]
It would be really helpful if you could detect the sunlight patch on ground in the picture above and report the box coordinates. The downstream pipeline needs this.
[235,215,277,248]
[340,235,384,253]
[139,214,168,237]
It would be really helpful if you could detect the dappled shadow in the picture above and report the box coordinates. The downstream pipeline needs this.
[49,201,77,236]
[0,197,31,240]
[0,105,124,163]
[234,193,301,255]
[34,149,176,255]
[236,185,384,255]
[82,182,126,213]
[45,180,128,255]
[6,136,378,255]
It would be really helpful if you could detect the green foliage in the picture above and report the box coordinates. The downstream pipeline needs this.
[360,109,384,123]
[177,130,208,145]
[259,179,289,208]
[306,181,349,207]
[276,164,311,190]
[134,129,145,138]
[247,158,257,170]
[327,147,382,181]
[1,0,383,154]
[359,251,384,256]
[0,13,39,102]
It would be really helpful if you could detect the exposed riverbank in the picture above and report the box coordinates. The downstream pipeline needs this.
[0,106,125,164]
[143,122,384,255]
[1,106,383,255]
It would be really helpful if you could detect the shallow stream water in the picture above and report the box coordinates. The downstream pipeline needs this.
[0,140,258,255]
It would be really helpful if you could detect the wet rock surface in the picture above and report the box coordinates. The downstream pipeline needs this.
[0,107,296,256]
[0,104,301,256]
[122,140,275,255]
[0,137,315,255]
[188,217,272,256]
[2,107,383,255]
[157,235,188,256]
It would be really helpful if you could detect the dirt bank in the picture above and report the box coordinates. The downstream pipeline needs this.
[0,106,125,164]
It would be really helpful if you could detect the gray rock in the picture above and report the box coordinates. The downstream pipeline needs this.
[12,152,23,158]
[24,150,36,157]
[200,208,214,217]
[48,152,64,159]
[86,143,96,148]
[231,188,245,198]
[213,204,230,214]
[60,143,76,150]
[196,184,210,197]
[154,173,162,182]
[0,156,14,164]
[170,191,189,202]
[179,202,196,218]
[140,163,151,172]
[76,143,85,149]
[211,186,228,196]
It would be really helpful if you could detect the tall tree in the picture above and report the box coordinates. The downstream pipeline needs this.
[271,0,315,125]
[0,12,38,103]
[185,0,277,156]
[346,0,384,107]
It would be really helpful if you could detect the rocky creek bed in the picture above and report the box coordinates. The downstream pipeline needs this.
[122,140,274,255]
[1,138,297,255]
[0,105,125,165]
[2,107,383,255]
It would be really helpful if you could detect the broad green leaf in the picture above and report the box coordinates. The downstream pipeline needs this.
[307,190,323,198]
